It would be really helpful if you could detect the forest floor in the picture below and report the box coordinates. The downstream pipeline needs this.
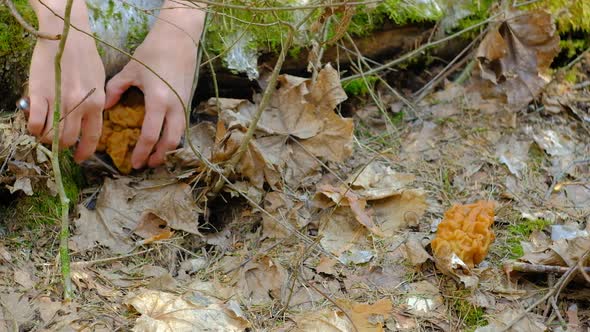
[1,16,590,332]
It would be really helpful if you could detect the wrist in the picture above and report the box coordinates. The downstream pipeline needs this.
[156,0,206,41]
[31,0,91,34]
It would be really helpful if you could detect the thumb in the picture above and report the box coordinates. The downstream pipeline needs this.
[105,70,135,109]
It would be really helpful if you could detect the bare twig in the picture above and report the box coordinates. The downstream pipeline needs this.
[299,265,359,332]
[52,0,75,301]
[413,30,484,101]
[341,14,498,82]
[179,0,380,12]
[506,262,590,274]
[2,0,60,40]
[500,249,590,332]
[207,10,315,199]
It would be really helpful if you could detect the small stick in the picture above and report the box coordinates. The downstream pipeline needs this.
[2,0,60,40]
[500,250,590,332]
[206,11,314,199]
[506,262,590,274]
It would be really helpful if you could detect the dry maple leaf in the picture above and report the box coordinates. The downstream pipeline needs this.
[71,177,202,253]
[261,191,310,239]
[172,64,352,189]
[237,255,287,305]
[475,9,560,106]
[335,298,393,332]
[125,289,250,332]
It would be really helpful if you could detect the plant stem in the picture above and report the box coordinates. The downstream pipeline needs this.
[52,0,74,301]
[206,9,317,199]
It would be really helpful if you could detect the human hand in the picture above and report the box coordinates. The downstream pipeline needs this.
[105,3,205,169]
[28,0,106,163]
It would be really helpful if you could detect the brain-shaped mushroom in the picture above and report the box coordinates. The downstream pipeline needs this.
[97,103,145,174]
[431,200,495,268]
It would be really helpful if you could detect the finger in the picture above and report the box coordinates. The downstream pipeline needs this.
[39,103,61,145]
[132,96,167,169]
[105,70,136,109]
[148,108,185,167]
[74,109,102,163]
[61,103,83,148]
[27,95,49,136]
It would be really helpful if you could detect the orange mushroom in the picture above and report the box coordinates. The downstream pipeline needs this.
[431,201,495,268]
[97,103,145,174]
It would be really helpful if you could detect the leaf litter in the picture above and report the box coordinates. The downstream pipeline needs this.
[2,8,590,331]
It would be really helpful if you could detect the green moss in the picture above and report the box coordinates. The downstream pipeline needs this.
[0,0,36,56]
[127,15,150,51]
[205,0,444,62]
[453,298,488,331]
[14,151,84,227]
[343,76,378,97]
[506,218,551,259]
[527,0,590,33]
[382,0,443,25]
[0,0,36,111]
[560,39,588,58]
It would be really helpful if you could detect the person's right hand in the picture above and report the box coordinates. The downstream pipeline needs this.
[28,0,106,163]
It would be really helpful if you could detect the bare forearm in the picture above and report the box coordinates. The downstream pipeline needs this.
[29,0,92,34]
[158,0,206,41]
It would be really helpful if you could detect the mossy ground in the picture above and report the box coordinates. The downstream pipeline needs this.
[8,151,84,229]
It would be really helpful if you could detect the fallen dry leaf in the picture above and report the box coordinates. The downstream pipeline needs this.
[475,308,546,332]
[0,292,35,331]
[349,161,416,200]
[475,9,560,107]
[496,135,531,178]
[403,281,445,317]
[36,296,63,324]
[71,265,121,298]
[344,265,407,295]
[371,189,428,237]
[178,64,351,189]
[167,122,216,168]
[71,177,202,253]
[262,191,310,239]
[237,255,286,305]
[319,206,370,257]
[336,298,393,332]
[294,308,354,331]
[125,289,250,332]
[404,233,432,265]
[318,184,383,236]
[316,257,337,275]
[13,267,36,289]
[7,177,33,196]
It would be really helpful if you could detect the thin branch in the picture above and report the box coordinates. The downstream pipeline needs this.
[2,0,60,40]
[174,0,380,12]
[341,14,499,82]
[500,249,590,332]
[506,262,590,274]
[52,0,75,301]
[206,10,314,198]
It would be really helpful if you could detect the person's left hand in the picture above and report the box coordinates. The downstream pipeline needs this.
[105,9,203,169]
